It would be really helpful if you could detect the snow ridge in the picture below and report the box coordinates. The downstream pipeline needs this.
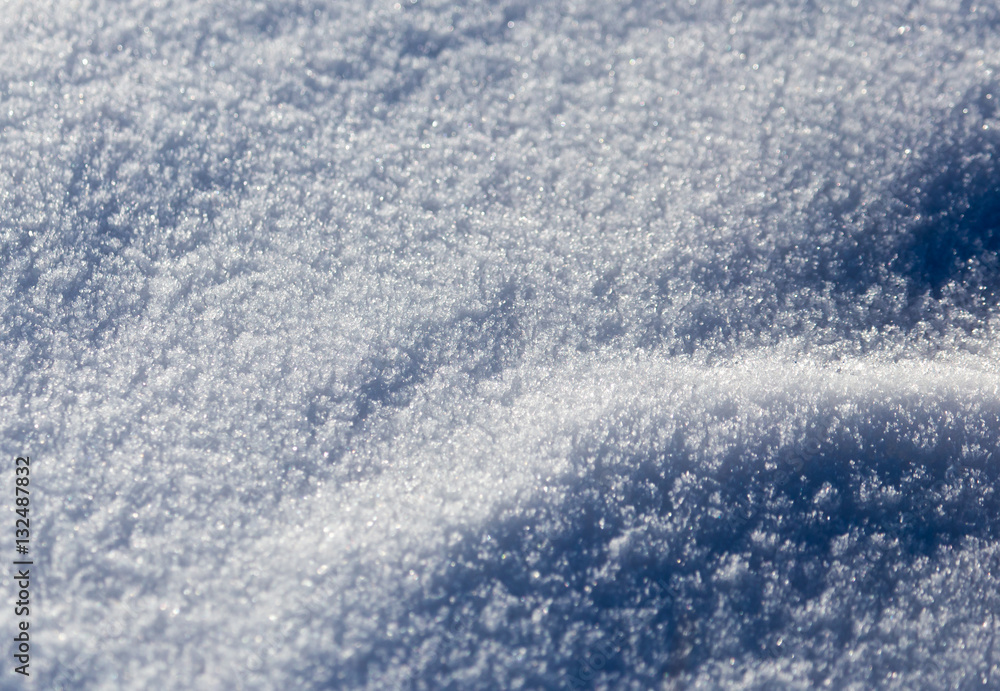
[1,0,999,688]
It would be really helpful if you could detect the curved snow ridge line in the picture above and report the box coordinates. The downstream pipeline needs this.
[170,354,1000,686]
[28,362,1000,686]
[333,357,1000,688]
[238,352,1000,580]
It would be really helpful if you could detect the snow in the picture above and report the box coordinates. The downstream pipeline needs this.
[1,0,999,688]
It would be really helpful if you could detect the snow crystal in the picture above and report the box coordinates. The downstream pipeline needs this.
[1,0,999,688]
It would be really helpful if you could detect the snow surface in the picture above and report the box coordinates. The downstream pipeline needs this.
[2,0,1000,688]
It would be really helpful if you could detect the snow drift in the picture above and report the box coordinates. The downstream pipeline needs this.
[1,0,999,688]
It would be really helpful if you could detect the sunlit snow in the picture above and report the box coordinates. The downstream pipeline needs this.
[2,0,999,688]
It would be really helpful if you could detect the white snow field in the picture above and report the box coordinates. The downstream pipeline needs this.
[2,0,1000,688]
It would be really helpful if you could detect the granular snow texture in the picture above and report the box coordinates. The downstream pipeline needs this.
[2,0,1000,688]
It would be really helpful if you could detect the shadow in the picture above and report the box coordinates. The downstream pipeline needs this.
[635,83,1000,355]
[888,85,1000,301]
[309,411,1000,688]
[346,280,528,430]
[298,281,531,489]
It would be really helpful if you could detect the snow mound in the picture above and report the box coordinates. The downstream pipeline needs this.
[1,0,999,688]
